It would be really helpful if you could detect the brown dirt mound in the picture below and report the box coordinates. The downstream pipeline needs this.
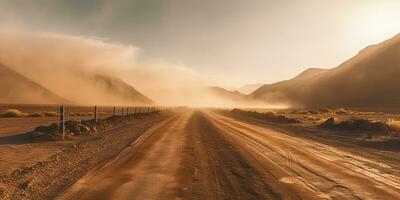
[30,111,161,140]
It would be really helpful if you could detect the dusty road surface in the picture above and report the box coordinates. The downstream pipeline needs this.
[56,110,400,200]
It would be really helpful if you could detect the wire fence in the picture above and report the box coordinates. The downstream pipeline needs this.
[0,104,162,136]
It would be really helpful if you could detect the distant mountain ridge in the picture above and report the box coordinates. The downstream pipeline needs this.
[0,63,153,105]
[229,83,263,94]
[250,33,400,108]
[93,74,154,105]
[208,86,246,102]
[0,63,68,104]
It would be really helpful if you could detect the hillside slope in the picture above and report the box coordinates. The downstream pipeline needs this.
[208,87,246,102]
[92,74,154,105]
[0,63,153,105]
[0,63,68,104]
[229,83,263,95]
[251,34,400,108]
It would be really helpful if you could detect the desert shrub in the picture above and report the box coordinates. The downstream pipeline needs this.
[289,110,310,115]
[320,117,389,132]
[0,109,28,118]
[303,115,321,121]
[232,109,299,123]
[319,117,340,126]
[43,111,59,117]
[317,108,331,114]
[386,119,400,132]
[75,112,88,116]
[28,112,44,117]
[263,111,277,117]
[334,108,353,115]
[307,110,319,115]
[27,111,59,118]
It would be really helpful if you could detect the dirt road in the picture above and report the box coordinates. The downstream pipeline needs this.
[56,110,400,200]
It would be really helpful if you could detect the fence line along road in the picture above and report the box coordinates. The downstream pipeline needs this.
[58,105,161,136]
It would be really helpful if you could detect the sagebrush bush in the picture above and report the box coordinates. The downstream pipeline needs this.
[232,109,299,123]
[42,111,59,117]
[386,119,400,132]
[320,117,389,132]
[28,112,44,117]
[0,109,28,118]
[335,108,353,115]
[27,111,59,117]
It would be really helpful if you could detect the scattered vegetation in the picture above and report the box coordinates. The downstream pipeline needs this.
[334,108,352,115]
[386,119,400,133]
[0,109,59,118]
[289,107,384,116]
[0,109,28,118]
[28,111,59,117]
[303,115,321,121]
[319,117,390,133]
[359,136,400,151]
[232,109,299,123]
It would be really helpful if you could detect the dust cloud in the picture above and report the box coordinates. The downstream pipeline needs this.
[0,28,276,107]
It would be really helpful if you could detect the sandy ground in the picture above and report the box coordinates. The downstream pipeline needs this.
[0,112,170,200]
[54,109,400,200]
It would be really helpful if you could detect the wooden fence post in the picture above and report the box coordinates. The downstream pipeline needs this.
[59,105,65,139]
[94,106,98,122]
[134,107,137,114]
[127,107,129,116]
[122,107,124,117]
[113,106,116,117]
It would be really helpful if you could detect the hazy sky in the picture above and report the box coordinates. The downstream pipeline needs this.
[1,0,400,87]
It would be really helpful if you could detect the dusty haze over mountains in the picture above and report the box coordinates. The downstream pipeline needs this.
[0,0,400,107]
[0,29,253,106]
[0,63,67,104]
[251,34,400,108]
[1,28,400,108]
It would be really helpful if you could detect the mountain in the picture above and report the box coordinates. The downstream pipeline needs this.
[35,71,155,106]
[208,87,246,102]
[92,74,154,105]
[231,83,263,95]
[250,33,400,108]
[0,63,153,105]
[0,63,68,104]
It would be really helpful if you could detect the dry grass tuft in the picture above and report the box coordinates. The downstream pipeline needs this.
[0,109,28,118]
[42,111,59,117]
[303,115,321,121]
[319,116,340,126]
[386,119,400,132]
[232,109,299,123]
[28,112,44,117]
[334,108,353,115]
[28,111,59,118]
[320,117,389,132]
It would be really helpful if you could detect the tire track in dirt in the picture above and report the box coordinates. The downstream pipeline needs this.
[56,112,191,200]
[177,111,283,200]
[206,111,400,200]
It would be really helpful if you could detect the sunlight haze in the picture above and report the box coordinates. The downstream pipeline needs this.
[0,0,399,87]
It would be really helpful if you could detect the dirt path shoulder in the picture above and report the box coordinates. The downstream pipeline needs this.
[0,112,172,200]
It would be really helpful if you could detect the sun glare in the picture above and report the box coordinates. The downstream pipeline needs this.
[350,2,400,44]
